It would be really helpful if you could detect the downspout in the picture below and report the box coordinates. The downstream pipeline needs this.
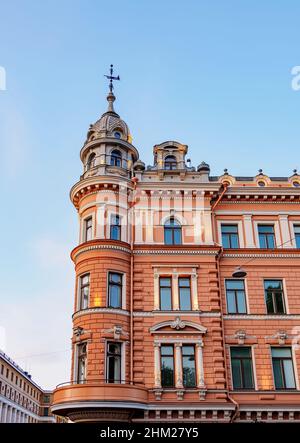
[212,183,239,422]
[130,177,139,383]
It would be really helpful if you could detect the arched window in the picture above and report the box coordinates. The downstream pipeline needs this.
[86,153,96,170]
[164,217,182,245]
[164,155,177,170]
[110,149,122,167]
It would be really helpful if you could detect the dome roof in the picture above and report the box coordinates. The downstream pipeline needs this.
[86,92,131,143]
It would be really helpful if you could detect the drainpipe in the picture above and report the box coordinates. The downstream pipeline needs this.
[130,177,139,383]
[211,183,239,421]
[216,248,240,422]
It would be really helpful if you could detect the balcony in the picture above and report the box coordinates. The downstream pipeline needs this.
[51,380,148,422]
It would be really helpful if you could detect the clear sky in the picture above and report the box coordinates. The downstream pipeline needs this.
[0,0,300,389]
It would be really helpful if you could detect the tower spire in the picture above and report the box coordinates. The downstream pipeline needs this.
[104,64,120,113]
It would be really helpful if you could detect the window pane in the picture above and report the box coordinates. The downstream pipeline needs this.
[160,288,172,310]
[183,352,196,388]
[275,293,285,313]
[161,346,174,356]
[242,359,254,389]
[231,359,242,389]
[173,229,182,244]
[160,278,171,287]
[179,288,191,310]
[109,285,121,308]
[230,234,239,248]
[231,347,251,358]
[179,278,190,287]
[272,359,284,389]
[164,229,173,245]
[259,234,267,248]
[264,280,282,290]
[237,291,247,313]
[227,291,237,313]
[111,225,121,240]
[110,273,122,284]
[221,225,238,233]
[258,225,274,233]
[265,292,275,313]
[283,360,296,389]
[272,348,292,358]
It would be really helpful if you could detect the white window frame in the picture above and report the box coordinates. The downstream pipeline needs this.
[217,220,245,248]
[77,273,90,311]
[254,220,280,249]
[290,221,300,248]
[262,277,289,315]
[80,213,95,243]
[104,341,125,384]
[224,278,249,315]
[106,270,126,310]
[269,345,299,390]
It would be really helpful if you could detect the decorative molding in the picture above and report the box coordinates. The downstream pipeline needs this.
[133,311,221,318]
[134,249,218,255]
[73,307,130,320]
[150,318,207,334]
[224,314,300,320]
[223,253,300,259]
[72,243,131,259]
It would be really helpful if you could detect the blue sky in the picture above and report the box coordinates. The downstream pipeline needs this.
[0,0,300,388]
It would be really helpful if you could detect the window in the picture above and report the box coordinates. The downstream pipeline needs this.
[258,225,276,249]
[221,224,239,248]
[264,280,285,314]
[164,218,182,245]
[86,152,96,170]
[225,280,247,314]
[76,343,87,383]
[294,225,300,248]
[11,372,13,382]
[110,149,122,167]
[43,407,49,417]
[6,368,9,378]
[108,272,123,308]
[43,395,50,403]
[78,274,90,310]
[178,277,191,310]
[110,214,121,241]
[84,217,93,242]
[182,345,196,387]
[114,131,122,139]
[1,364,3,375]
[230,347,254,390]
[106,342,121,383]
[159,277,172,310]
[160,345,174,387]
[272,348,296,390]
[164,155,177,170]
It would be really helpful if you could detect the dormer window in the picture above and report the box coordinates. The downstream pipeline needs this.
[86,153,96,170]
[164,155,177,170]
[110,149,122,167]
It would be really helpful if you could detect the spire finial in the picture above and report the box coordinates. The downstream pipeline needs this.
[104,64,120,112]
[104,64,120,93]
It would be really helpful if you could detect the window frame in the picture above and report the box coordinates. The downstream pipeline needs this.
[258,224,276,249]
[164,217,182,245]
[76,342,87,384]
[271,347,296,390]
[264,279,286,314]
[110,149,122,167]
[110,214,122,241]
[294,225,300,248]
[225,279,247,314]
[160,345,175,388]
[83,216,93,242]
[159,276,173,311]
[78,273,90,310]
[178,277,192,311]
[107,272,123,309]
[105,341,122,383]
[230,346,255,390]
[221,224,240,249]
[164,155,177,170]
[182,344,196,388]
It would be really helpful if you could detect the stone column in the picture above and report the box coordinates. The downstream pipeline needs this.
[134,210,143,244]
[243,214,255,248]
[203,209,214,245]
[172,273,179,310]
[153,271,160,310]
[279,215,292,247]
[96,204,105,239]
[175,343,183,388]
[191,272,199,310]
[196,341,205,388]
[2,403,7,423]
[6,406,11,423]
[145,210,154,244]
[154,344,161,388]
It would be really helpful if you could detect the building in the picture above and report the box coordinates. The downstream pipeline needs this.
[0,349,59,423]
[52,71,300,422]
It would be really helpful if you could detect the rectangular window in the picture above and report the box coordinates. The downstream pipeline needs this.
[178,277,192,310]
[106,342,121,383]
[225,279,247,314]
[110,214,121,241]
[272,348,296,390]
[43,407,49,417]
[230,347,254,390]
[221,224,239,248]
[264,280,285,314]
[76,343,87,383]
[160,345,174,387]
[84,217,93,242]
[78,274,90,310]
[159,277,172,310]
[108,272,123,308]
[258,224,276,249]
[294,225,300,248]
[182,345,196,387]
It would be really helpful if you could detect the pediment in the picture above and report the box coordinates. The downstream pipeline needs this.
[150,316,207,334]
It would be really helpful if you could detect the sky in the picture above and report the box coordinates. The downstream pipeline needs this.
[0,0,300,389]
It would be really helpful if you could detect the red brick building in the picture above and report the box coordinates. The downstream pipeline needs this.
[52,82,300,422]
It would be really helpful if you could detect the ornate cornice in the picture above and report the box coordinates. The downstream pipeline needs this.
[73,307,130,320]
[224,314,300,320]
[71,241,131,260]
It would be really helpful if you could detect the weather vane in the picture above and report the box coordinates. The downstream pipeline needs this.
[104,64,120,93]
